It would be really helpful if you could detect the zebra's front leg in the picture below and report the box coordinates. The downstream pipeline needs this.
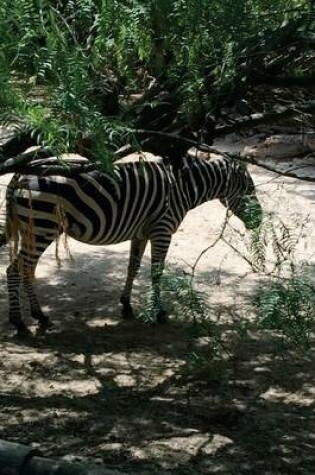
[120,238,148,319]
[150,233,172,323]
[6,260,31,337]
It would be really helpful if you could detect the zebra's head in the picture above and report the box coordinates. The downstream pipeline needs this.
[219,160,262,230]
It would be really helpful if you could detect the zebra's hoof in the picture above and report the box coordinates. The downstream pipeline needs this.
[9,316,33,339]
[37,320,54,335]
[156,309,168,324]
[121,307,135,320]
[14,327,34,340]
[120,297,135,320]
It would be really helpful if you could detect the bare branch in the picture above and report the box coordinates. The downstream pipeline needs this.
[215,100,315,137]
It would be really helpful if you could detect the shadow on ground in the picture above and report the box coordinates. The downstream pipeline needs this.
[0,248,314,474]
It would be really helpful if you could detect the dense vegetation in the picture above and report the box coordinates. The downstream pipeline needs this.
[0,0,313,168]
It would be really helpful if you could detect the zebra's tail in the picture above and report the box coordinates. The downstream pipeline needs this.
[0,174,20,250]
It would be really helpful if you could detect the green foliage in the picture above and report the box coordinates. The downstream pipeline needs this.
[0,0,311,165]
[140,269,230,382]
[251,276,315,351]
[139,269,211,323]
[0,2,130,161]
[162,271,210,322]
[248,212,306,272]
[153,209,314,380]
[242,212,314,352]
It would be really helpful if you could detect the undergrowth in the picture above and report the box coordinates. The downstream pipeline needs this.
[140,210,315,382]
[251,275,315,352]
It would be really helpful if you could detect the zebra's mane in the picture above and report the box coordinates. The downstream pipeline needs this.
[178,153,237,175]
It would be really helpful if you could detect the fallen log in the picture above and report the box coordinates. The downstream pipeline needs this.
[0,439,125,475]
[215,100,315,136]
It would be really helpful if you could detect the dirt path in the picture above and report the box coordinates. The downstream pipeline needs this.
[0,160,314,474]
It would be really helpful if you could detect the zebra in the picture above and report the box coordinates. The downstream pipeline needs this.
[0,154,262,337]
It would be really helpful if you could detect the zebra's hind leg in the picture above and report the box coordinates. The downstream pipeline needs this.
[21,234,55,333]
[120,238,148,319]
[6,260,32,338]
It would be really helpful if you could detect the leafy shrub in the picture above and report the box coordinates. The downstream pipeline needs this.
[251,276,315,351]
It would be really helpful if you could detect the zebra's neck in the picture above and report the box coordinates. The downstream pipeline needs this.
[173,156,230,211]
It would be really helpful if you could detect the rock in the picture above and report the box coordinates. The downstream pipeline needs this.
[242,134,315,160]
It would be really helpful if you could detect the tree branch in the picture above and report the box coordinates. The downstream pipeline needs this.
[234,153,315,182]
[215,100,315,136]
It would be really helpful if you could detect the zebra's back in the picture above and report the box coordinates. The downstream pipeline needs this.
[10,161,171,245]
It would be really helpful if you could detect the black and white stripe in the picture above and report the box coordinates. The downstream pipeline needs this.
[3,155,262,336]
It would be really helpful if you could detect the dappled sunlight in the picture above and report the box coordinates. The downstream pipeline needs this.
[261,386,315,407]
[0,166,314,472]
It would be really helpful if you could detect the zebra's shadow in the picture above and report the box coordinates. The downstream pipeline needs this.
[1,251,314,474]
[1,239,234,335]
[0,244,147,326]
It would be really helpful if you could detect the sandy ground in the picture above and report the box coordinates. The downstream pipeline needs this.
[0,153,314,474]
